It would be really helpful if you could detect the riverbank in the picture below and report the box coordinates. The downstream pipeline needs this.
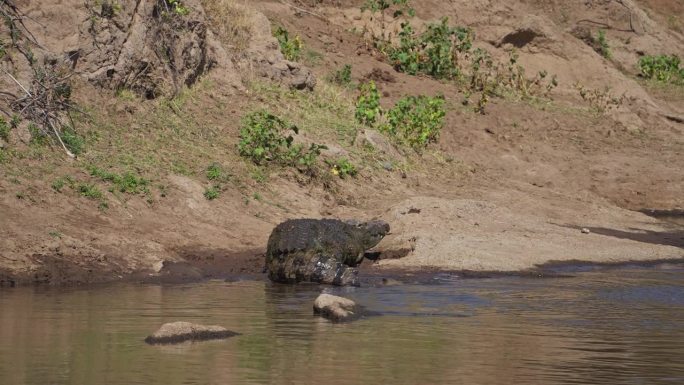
[1,0,683,286]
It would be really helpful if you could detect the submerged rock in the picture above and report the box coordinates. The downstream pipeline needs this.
[144,321,239,345]
[313,294,360,322]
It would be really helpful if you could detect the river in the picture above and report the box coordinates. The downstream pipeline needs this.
[1,264,683,384]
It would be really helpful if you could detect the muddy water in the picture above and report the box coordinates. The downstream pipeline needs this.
[1,266,683,385]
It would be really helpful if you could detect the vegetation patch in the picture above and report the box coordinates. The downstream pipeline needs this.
[206,163,225,181]
[355,81,382,126]
[330,64,353,86]
[204,186,220,200]
[0,117,9,141]
[354,80,446,150]
[274,26,302,61]
[574,83,624,114]
[61,126,85,156]
[248,81,358,144]
[638,55,684,85]
[595,30,611,59]
[327,158,358,178]
[383,95,446,150]
[87,166,150,195]
[77,183,104,200]
[389,17,472,79]
[238,110,326,172]
[369,14,556,114]
[51,176,74,192]
[162,0,190,16]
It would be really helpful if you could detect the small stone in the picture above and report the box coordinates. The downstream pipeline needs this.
[144,321,239,344]
[381,278,402,286]
[581,228,591,234]
[313,294,360,322]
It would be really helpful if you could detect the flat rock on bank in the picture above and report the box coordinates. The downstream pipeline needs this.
[374,194,683,271]
[144,322,239,344]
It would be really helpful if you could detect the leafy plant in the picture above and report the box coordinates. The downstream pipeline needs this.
[274,26,302,61]
[327,158,358,178]
[596,29,610,59]
[638,55,684,84]
[164,0,189,16]
[389,17,472,79]
[331,64,353,86]
[361,0,414,17]
[574,83,624,114]
[238,110,297,165]
[204,186,220,200]
[28,123,49,145]
[0,117,9,141]
[78,183,103,200]
[51,176,74,192]
[88,166,150,195]
[238,110,325,171]
[61,126,84,155]
[296,143,326,171]
[382,95,446,149]
[355,81,382,126]
[206,162,223,181]
[465,50,557,114]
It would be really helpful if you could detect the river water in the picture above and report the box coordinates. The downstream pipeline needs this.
[1,265,683,385]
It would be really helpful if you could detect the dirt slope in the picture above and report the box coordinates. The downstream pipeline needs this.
[0,0,682,285]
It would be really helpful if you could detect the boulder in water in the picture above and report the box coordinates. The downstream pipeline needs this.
[144,321,239,344]
[313,294,360,322]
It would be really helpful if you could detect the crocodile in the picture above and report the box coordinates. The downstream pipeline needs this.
[265,218,390,286]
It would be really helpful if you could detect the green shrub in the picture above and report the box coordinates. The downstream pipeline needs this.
[78,183,103,200]
[274,26,302,61]
[327,158,357,178]
[164,0,190,16]
[206,163,223,180]
[331,64,353,86]
[355,81,382,126]
[204,186,220,200]
[88,166,149,194]
[28,123,48,145]
[639,55,683,84]
[238,110,298,165]
[596,29,610,59]
[0,117,9,141]
[51,176,74,192]
[361,0,414,17]
[238,110,325,170]
[296,143,326,171]
[389,17,472,79]
[61,126,84,155]
[382,95,446,149]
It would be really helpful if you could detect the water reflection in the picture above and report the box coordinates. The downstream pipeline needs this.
[0,267,683,385]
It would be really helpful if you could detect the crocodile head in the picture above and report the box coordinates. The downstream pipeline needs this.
[351,219,390,249]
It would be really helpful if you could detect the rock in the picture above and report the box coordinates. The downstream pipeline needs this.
[381,278,402,286]
[359,129,401,158]
[289,66,317,90]
[313,294,360,322]
[238,12,317,91]
[144,321,239,345]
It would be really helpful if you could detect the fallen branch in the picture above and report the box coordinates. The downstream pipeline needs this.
[279,0,327,20]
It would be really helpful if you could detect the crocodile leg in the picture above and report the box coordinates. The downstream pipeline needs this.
[308,254,360,287]
[266,252,359,286]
